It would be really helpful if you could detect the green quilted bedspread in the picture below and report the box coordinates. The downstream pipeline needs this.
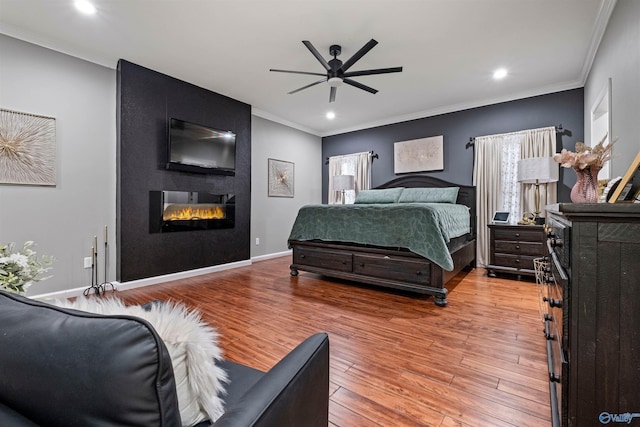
[287,203,471,271]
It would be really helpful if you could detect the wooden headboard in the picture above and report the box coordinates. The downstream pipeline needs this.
[375,175,477,238]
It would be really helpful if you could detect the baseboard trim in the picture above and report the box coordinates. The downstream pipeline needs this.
[251,250,291,263]
[32,259,252,301]
[32,251,292,301]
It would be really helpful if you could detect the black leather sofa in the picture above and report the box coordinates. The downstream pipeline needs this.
[0,290,329,426]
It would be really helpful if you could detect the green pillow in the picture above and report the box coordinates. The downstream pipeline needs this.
[397,187,459,204]
[354,188,404,204]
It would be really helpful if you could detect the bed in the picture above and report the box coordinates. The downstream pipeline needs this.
[287,175,476,306]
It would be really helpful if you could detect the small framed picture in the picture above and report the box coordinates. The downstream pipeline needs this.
[268,159,294,197]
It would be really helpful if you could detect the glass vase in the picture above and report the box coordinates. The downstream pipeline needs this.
[570,166,600,203]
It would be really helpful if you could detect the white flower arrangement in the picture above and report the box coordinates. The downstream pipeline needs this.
[0,241,53,295]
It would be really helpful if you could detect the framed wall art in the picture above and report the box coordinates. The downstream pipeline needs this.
[268,158,294,197]
[394,135,444,174]
[0,108,56,185]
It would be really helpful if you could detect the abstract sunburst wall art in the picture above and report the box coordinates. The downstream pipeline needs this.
[0,108,56,185]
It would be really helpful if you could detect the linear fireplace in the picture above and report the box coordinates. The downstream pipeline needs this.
[150,191,235,233]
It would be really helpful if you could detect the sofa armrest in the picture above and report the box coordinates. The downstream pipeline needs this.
[0,291,182,427]
[0,403,39,427]
[211,333,329,427]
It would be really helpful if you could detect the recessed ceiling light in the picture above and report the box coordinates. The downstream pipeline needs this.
[493,68,508,80]
[326,111,336,120]
[74,0,96,15]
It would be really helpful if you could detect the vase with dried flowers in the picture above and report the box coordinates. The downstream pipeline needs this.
[553,136,613,203]
[0,241,53,295]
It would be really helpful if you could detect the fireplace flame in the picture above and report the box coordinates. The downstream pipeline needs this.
[164,205,225,221]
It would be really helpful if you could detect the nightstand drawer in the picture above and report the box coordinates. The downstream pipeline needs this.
[494,228,542,242]
[495,241,544,256]
[493,254,537,270]
[487,224,545,277]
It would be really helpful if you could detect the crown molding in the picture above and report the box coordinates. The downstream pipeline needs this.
[0,24,116,70]
[251,108,321,136]
[320,80,584,137]
[579,0,617,84]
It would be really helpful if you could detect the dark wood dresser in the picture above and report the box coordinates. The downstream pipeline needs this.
[487,224,546,278]
[544,203,640,426]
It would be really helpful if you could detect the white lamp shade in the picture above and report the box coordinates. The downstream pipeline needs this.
[332,175,355,191]
[517,157,559,184]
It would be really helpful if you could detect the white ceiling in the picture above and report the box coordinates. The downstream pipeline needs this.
[0,0,614,136]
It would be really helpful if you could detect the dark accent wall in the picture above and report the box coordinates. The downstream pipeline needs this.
[117,60,251,282]
[322,88,584,203]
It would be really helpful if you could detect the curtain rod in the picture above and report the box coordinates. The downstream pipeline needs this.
[325,150,378,165]
[465,124,564,149]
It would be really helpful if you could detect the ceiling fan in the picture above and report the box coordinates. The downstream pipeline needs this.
[270,39,403,103]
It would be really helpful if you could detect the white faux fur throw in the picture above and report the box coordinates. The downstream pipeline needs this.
[53,297,228,426]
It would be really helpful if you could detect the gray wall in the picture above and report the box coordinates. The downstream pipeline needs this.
[0,34,116,295]
[585,0,640,176]
[251,116,322,257]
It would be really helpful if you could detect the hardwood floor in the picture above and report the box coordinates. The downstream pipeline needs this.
[117,256,550,427]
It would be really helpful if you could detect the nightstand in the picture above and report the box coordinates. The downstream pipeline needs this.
[486,224,546,278]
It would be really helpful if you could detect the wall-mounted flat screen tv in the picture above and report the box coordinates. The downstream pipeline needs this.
[166,118,236,175]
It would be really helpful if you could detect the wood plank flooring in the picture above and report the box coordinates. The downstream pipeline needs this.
[116,256,550,427]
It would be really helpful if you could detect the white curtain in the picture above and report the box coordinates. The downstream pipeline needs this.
[473,126,556,267]
[328,152,372,204]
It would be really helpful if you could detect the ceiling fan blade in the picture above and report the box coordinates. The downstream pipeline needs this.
[344,78,378,94]
[329,86,337,103]
[341,39,378,72]
[270,69,326,77]
[343,67,403,78]
[287,78,326,95]
[302,41,331,71]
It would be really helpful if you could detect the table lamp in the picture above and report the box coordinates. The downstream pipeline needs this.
[517,157,559,224]
[332,175,355,204]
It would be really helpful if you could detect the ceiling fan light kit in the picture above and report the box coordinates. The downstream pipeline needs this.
[270,39,403,102]
[327,77,343,87]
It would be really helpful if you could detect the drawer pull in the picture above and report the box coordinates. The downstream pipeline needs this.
[416,270,422,276]
[543,297,563,308]
[515,245,520,250]
[514,259,520,263]
[360,263,365,267]
[550,373,561,383]
[550,238,563,248]
[515,233,520,237]
[300,254,306,259]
